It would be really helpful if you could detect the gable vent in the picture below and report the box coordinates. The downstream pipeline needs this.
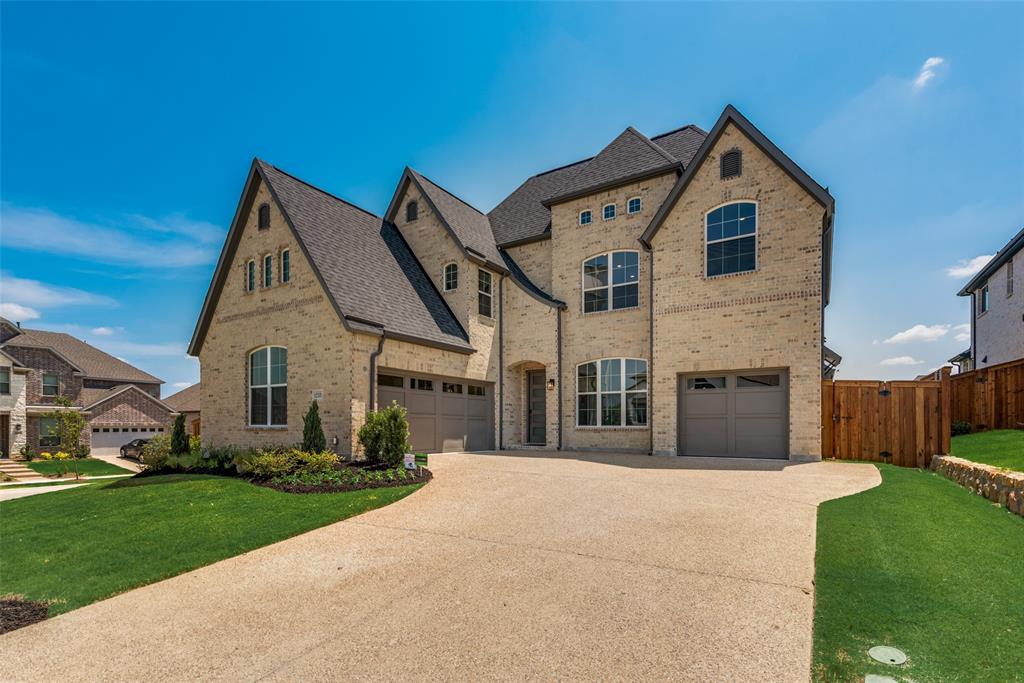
[721,149,742,179]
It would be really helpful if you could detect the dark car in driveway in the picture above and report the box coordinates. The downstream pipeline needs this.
[120,439,150,461]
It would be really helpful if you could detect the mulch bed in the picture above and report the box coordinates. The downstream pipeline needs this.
[258,466,432,494]
[0,597,50,634]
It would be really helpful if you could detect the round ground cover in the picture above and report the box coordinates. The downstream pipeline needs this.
[0,597,50,634]
[260,465,432,494]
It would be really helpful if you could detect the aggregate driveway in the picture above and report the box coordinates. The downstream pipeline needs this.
[2,451,879,682]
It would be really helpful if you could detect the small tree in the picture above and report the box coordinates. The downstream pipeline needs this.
[43,397,87,479]
[170,414,189,455]
[357,401,410,467]
[302,400,327,452]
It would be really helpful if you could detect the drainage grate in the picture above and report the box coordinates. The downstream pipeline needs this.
[868,645,907,666]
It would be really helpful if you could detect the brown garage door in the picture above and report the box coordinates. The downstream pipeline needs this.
[376,370,494,453]
[678,370,788,459]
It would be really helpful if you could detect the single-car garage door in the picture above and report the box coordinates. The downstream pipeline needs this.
[678,370,788,459]
[376,370,494,453]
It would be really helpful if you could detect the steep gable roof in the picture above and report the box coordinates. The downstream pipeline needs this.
[3,326,162,384]
[82,384,176,413]
[163,382,201,413]
[188,160,472,356]
[384,168,506,271]
[957,226,1024,296]
[488,160,587,247]
[649,124,707,166]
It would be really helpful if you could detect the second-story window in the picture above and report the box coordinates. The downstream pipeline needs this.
[281,249,291,283]
[42,372,59,396]
[444,263,459,291]
[406,200,418,222]
[0,368,10,395]
[627,197,642,214]
[579,210,592,226]
[706,202,757,276]
[1008,259,1014,297]
[603,203,616,221]
[263,255,273,288]
[478,269,493,317]
[582,250,639,313]
[247,260,256,292]
[980,285,990,313]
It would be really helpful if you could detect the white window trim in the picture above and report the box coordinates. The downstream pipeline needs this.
[581,250,640,314]
[443,262,459,292]
[263,254,273,288]
[576,358,648,428]
[246,259,256,292]
[280,249,291,283]
[979,284,990,313]
[478,268,493,318]
[579,210,592,226]
[602,203,616,221]
[249,346,287,427]
[704,200,759,278]
[627,196,642,214]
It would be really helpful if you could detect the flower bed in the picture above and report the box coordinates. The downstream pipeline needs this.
[260,463,432,494]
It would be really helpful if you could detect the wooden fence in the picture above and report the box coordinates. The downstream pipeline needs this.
[948,357,1024,431]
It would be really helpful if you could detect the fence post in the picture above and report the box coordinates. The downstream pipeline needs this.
[940,366,952,455]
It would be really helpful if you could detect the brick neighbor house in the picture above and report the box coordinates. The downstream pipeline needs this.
[0,319,176,457]
[190,105,837,460]
[164,382,201,437]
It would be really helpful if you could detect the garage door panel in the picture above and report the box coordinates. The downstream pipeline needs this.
[735,392,784,415]
[683,417,729,455]
[407,416,436,452]
[467,418,489,450]
[680,371,788,459]
[684,393,727,416]
[441,396,465,417]
[378,388,405,408]
[406,393,436,413]
[378,370,493,454]
[466,399,489,418]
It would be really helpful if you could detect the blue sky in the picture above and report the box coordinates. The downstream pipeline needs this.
[2,2,1022,394]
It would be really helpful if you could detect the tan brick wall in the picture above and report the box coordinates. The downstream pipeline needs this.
[649,122,824,456]
[199,179,353,449]
[505,238,553,292]
[975,251,1023,366]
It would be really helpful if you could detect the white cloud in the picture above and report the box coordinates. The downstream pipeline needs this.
[883,324,950,344]
[881,356,924,366]
[91,326,116,336]
[172,382,193,389]
[946,255,993,278]
[0,302,41,321]
[0,272,117,309]
[953,323,971,343]
[0,203,222,268]
[99,340,185,357]
[913,56,947,90]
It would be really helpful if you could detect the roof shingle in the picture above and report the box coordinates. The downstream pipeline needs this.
[3,327,162,384]
[408,169,504,267]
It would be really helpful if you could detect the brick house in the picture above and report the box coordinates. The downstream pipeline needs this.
[190,105,837,460]
[0,319,176,457]
[164,382,201,437]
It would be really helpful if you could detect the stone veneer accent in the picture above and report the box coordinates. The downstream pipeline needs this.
[931,454,1024,517]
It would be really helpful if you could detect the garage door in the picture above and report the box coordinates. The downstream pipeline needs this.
[90,426,166,455]
[376,370,494,453]
[678,370,788,459]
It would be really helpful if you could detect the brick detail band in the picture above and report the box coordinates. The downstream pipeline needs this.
[217,295,325,324]
[657,289,820,316]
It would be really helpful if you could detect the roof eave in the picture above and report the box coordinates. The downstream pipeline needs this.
[957,227,1024,295]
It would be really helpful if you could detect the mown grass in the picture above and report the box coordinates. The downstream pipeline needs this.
[812,464,1024,682]
[0,474,421,616]
[951,429,1024,471]
[25,457,134,477]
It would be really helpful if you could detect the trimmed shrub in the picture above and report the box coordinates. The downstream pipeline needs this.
[357,401,410,468]
[293,449,338,476]
[141,435,171,471]
[170,414,189,455]
[952,421,972,437]
[302,401,327,453]
[250,450,297,479]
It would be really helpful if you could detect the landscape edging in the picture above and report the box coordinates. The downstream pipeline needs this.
[930,455,1024,516]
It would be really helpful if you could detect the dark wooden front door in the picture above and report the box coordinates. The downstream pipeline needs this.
[526,371,546,445]
[0,414,9,458]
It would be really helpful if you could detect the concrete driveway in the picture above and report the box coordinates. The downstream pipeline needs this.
[3,451,878,682]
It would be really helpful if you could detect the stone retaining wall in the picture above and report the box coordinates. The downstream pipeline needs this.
[930,455,1024,516]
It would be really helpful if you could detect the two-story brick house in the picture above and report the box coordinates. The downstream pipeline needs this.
[0,319,177,457]
[190,105,836,459]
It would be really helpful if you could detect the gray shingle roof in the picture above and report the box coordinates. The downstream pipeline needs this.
[650,124,707,166]
[487,160,587,247]
[163,382,201,412]
[500,250,566,309]
[407,169,504,268]
[4,327,163,384]
[259,162,472,352]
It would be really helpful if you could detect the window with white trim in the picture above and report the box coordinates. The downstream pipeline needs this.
[478,269,493,317]
[249,346,287,426]
[579,210,592,226]
[247,260,256,292]
[281,249,291,283]
[577,358,647,427]
[627,197,641,214]
[582,250,639,313]
[603,203,616,220]
[263,254,273,287]
[42,372,58,396]
[444,263,459,291]
[706,202,756,276]
[979,285,990,313]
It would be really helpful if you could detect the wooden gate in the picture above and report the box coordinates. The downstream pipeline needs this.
[822,370,951,467]
[949,358,1024,431]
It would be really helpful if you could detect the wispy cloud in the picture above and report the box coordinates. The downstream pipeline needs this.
[881,356,924,367]
[883,324,950,344]
[913,56,947,91]
[99,340,186,357]
[172,382,193,389]
[946,255,993,278]
[0,203,222,268]
[91,326,118,336]
[0,272,117,309]
[0,302,41,321]
[953,323,971,343]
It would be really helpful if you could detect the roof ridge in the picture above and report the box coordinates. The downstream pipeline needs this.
[650,123,707,140]
[409,168,489,218]
[625,126,677,163]
[533,156,593,178]
[256,159,381,220]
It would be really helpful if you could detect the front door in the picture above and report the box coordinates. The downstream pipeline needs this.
[526,371,546,445]
[0,414,9,458]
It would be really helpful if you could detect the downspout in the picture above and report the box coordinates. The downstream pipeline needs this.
[368,332,387,410]
[556,306,563,450]
[970,291,976,367]
[498,274,505,450]
[645,242,655,456]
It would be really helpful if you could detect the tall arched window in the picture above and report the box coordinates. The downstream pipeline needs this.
[250,346,287,426]
[582,250,639,313]
[706,202,756,276]
[443,262,458,291]
[406,200,418,222]
[258,203,271,230]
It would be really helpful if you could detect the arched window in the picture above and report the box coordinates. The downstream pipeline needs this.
[443,262,459,291]
[406,200,418,222]
[706,202,756,276]
[720,149,742,179]
[258,203,271,230]
[582,250,639,313]
[263,254,273,287]
[577,358,647,427]
[249,346,287,426]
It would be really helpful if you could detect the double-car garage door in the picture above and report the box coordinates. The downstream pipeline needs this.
[678,370,789,459]
[377,370,494,453]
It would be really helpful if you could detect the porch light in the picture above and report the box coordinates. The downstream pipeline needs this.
[547,379,556,391]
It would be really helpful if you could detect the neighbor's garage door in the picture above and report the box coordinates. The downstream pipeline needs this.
[376,370,494,453]
[90,426,165,455]
[678,370,788,459]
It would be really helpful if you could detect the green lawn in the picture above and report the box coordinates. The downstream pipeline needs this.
[25,457,134,477]
[0,474,421,616]
[0,477,129,490]
[951,429,1024,471]
[812,464,1024,682]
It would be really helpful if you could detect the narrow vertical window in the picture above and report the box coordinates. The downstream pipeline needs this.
[979,285,990,312]
[281,249,291,283]
[247,260,256,292]
[406,200,418,222]
[444,263,459,291]
[478,269,493,317]
[258,203,271,230]
[263,255,273,287]
[0,368,10,395]
[1008,259,1014,297]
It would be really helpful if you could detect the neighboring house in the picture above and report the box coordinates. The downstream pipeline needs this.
[0,318,176,457]
[957,227,1024,369]
[190,105,836,460]
[947,349,973,374]
[164,383,201,437]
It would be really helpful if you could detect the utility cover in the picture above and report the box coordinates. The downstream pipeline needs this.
[868,646,907,666]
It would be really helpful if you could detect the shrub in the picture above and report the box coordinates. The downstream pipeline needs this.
[18,446,37,461]
[952,421,972,437]
[141,435,171,471]
[200,444,238,472]
[357,401,410,468]
[250,450,297,479]
[170,414,189,455]
[293,449,338,476]
[302,401,327,453]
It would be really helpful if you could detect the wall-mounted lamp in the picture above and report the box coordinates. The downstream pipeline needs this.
[546,379,556,391]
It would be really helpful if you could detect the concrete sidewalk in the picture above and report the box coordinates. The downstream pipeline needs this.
[1,451,879,682]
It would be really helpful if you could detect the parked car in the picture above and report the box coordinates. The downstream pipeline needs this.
[120,439,150,461]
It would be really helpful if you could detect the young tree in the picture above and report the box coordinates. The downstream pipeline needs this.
[43,397,87,479]
[170,414,189,455]
[302,400,327,452]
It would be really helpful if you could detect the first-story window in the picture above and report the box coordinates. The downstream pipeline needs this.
[980,285,990,312]
[42,372,59,396]
[444,263,459,291]
[250,346,287,426]
[247,260,256,292]
[577,358,647,427]
[263,254,273,287]
[0,368,9,395]
[583,250,639,313]
[39,416,60,447]
[478,269,493,317]
[281,249,291,283]
[706,202,756,276]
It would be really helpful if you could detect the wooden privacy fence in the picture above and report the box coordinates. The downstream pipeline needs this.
[948,358,1024,431]
[822,369,951,468]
